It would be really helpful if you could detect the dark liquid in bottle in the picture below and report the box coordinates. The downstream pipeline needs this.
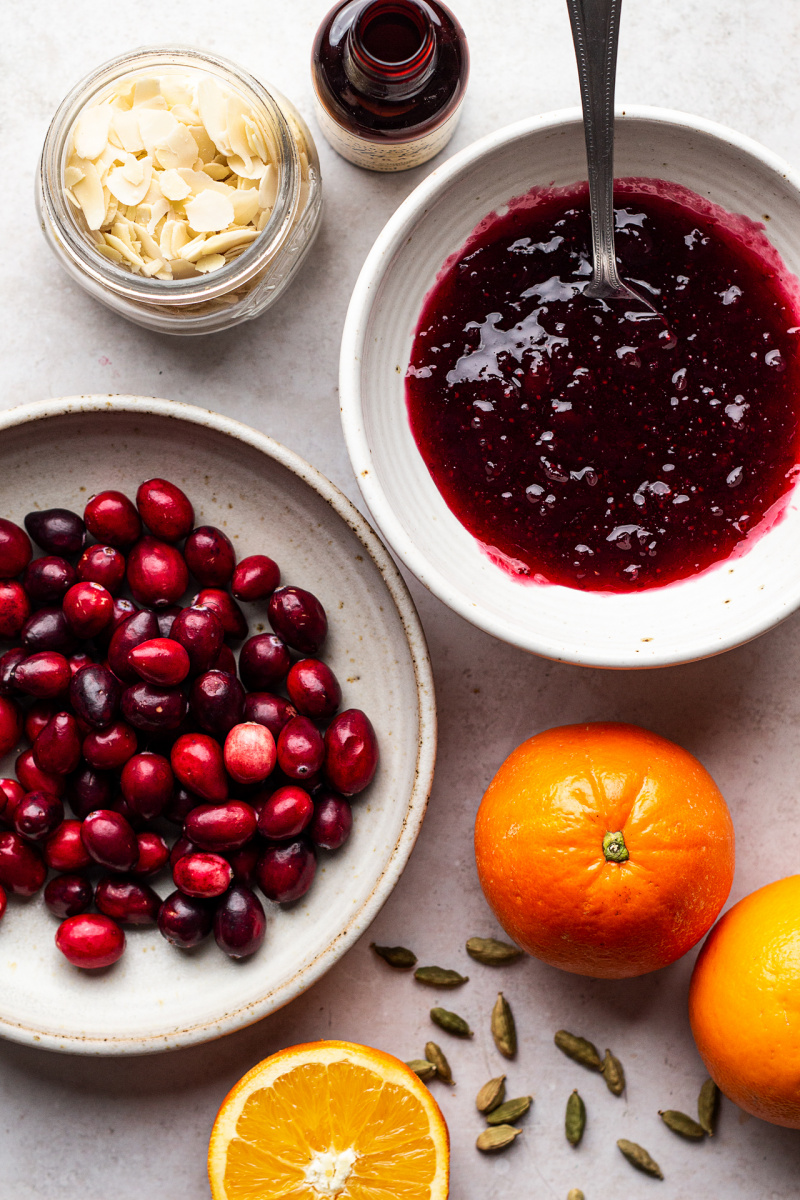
[361,11,424,62]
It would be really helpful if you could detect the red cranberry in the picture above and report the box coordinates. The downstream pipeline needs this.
[0,778,25,824]
[110,597,138,629]
[95,875,161,925]
[156,605,182,638]
[0,696,22,757]
[228,841,260,887]
[83,720,138,770]
[232,554,280,602]
[136,479,194,543]
[158,890,213,948]
[224,723,276,786]
[33,712,81,774]
[56,913,125,968]
[256,840,317,903]
[81,809,138,871]
[15,651,71,699]
[0,580,31,638]
[24,509,86,557]
[127,537,188,608]
[44,819,92,871]
[170,733,228,802]
[0,647,26,696]
[62,581,113,638]
[0,518,32,578]
[257,785,314,840]
[0,831,46,895]
[108,609,160,682]
[184,526,236,588]
[69,664,121,729]
[16,749,66,797]
[133,831,169,877]
[244,692,298,738]
[185,802,257,852]
[324,710,379,795]
[194,588,248,640]
[24,702,55,743]
[170,605,224,675]
[310,792,353,851]
[66,766,113,819]
[23,556,77,605]
[169,833,198,871]
[173,851,232,898]
[213,643,237,675]
[76,544,126,593]
[129,637,190,686]
[286,659,341,719]
[21,607,77,654]
[84,491,141,549]
[190,670,245,736]
[45,873,93,918]
[111,792,143,829]
[120,752,174,819]
[214,884,266,958]
[163,786,201,827]
[68,652,94,679]
[121,682,188,733]
[277,716,325,780]
[239,633,291,690]
[268,586,327,654]
[0,883,4,919]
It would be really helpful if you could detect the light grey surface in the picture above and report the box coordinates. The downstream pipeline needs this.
[2,0,800,1196]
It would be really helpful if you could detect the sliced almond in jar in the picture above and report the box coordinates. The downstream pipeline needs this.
[138,108,180,155]
[227,154,266,180]
[95,243,124,264]
[180,227,259,261]
[64,164,85,188]
[244,115,268,161]
[103,232,145,270]
[197,77,233,156]
[185,190,235,233]
[155,122,198,170]
[111,107,146,153]
[73,103,112,161]
[106,156,153,206]
[159,168,192,201]
[195,253,226,273]
[258,163,278,210]
[145,196,170,235]
[202,162,230,181]
[72,160,106,230]
[142,256,166,276]
[231,188,260,226]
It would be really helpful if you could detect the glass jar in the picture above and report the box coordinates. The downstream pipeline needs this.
[36,47,323,335]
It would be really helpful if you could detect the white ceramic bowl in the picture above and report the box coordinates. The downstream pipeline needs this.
[340,106,800,667]
[0,396,436,1053]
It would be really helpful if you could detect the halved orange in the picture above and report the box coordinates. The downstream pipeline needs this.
[208,1039,450,1200]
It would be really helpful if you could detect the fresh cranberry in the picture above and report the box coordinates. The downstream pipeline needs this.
[62,581,113,638]
[44,819,91,871]
[33,712,81,774]
[324,710,379,795]
[120,752,173,819]
[162,786,201,827]
[0,883,5,919]
[15,651,70,699]
[277,716,325,780]
[136,479,194,543]
[228,841,260,887]
[0,580,31,638]
[81,809,138,871]
[170,733,228,802]
[212,643,237,675]
[108,609,160,682]
[66,766,113,819]
[127,537,188,608]
[84,491,141,549]
[214,885,266,958]
[190,670,245,736]
[310,791,353,850]
[243,692,298,738]
[0,518,32,578]
[45,873,93,919]
[0,696,22,757]
[95,876,161,925]
[23,556,77,606]
[268,586,327,654]
[129,637,190,686]
[16,749,66,797]
[121,682,188,733]
[0,647,26,696]
[256,840,316,903]
[0,831,46,895]
[286,659,341,719]
[21,607,77,655]
[56,913,125,968]
[169,605,224,675]
[111,793,143,829]
[184,526,236,588]
[76,544,126,593]
[110,596,138,629]
[185,802,257,852]
[0,778,24,824]
[158,890,213,948]
[24,509,86,557]
[257,785,314,840]
[224,723,276,786]
[155,605,182,638]
[193,588,248,640]
[173,851,232,898]
[232,554,280,602]
[82,720,138,770]
[239,633,290,690]
[69,664,121,729]
[169,834,198,871]
[133,831,170,877]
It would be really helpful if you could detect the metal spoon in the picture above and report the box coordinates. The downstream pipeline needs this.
[566,0,657,313]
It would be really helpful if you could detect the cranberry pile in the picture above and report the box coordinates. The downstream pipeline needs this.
[0,479,378,968]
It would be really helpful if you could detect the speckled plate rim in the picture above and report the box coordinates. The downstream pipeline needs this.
[0,394,437,1054]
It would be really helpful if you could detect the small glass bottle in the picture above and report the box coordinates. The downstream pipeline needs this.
[311,0,469,172]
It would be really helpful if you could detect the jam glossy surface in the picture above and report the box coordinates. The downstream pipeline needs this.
[406,180,800,591]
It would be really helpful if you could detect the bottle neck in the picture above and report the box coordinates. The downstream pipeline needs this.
[344,1,438,101]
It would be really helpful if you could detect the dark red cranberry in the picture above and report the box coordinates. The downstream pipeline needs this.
[286,659,341,719]
[184,526,236,587]
[257,785,314,840]
[45,873,93,919]
[68,651,95,678]
[0,778,25,824]
[66,766,113,819]
[62,581,113,638]
[239,633,290,691]
[155,605,181,639]
[170,733,228,802]
[108,609,160,682]
[84,491,141,549]
[95,875,161,925]
[33,712,81,775]
[0,580,31,638]
[324,710,379,795]
[268,586,327,654]
[190,670,245,737]
[136,479,194,543]
[185,802,257,852]
[56,913,125,968]
[193,588,248,640]
[111,793,143,829]
[69,664,121,729]
[121,682,188,733]
[228,841,260,887]
[0,518,32,579]
[15,651,71,699]
[129,637,190,686]
[110,597,138,629]
[214,884,266,958]
[277,716,325,780]
[133,831,169,877]
[170,605,225,675]
[163,786,201,827]
[25,703,55,743]
[120,752,173,819]
[169,834,198,871]
[232,554,280,602]
[16,749,66,797]
[0,696,22,757]
[24,508,86,557]
[21,607,77,654]
[310,792,353,850]
[224,722,276,786]
[127,537,188,608]
[0,831,46,895]
[0,883,4,919]
[23,556,77,606]
[173,851,232,898]
[243,692,298,738]
[158,890,213,948]
[76,544,126,593]
[212,643,237,675]
[256,840,317,903]
[81,809,138,871]
[0,647,26,696]
[44,819,91,871]
[82,720,138,770]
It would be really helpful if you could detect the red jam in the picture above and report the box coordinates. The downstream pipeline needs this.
[405,180,800,591]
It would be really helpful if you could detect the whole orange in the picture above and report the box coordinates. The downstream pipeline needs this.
[474,722,734,978]
[689,875,800,1128]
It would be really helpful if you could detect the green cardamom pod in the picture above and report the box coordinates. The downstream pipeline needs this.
[370,943,417,969]
[617,1139,664,1179]
[415,965,469,988]
[659,1109,706,1140]
[697,1077,720,1136]
[601,1048,625,1096]
[491,992,517,1058]
[406,1059,436,1081]
[567,1191,585,1200]
[430,1007,473,1038]
[476,1124,522,1153]
[487,1095,533,1126]
[424,1041,453,1085]
[554,1029,602,1071]
[565,1089,586,1146]
[466,936,523,965]
[475,1075,506,1114]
